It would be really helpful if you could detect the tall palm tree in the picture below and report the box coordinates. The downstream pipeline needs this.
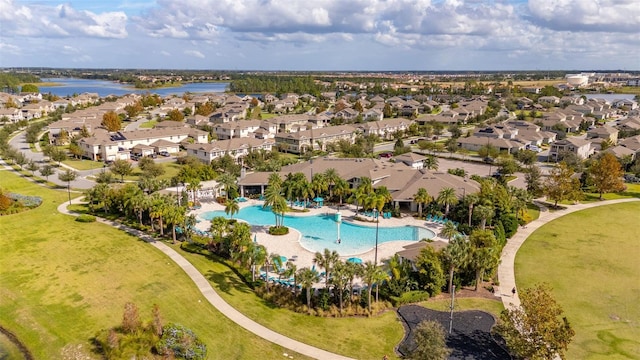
[283,262,299,295]
[332,178,351,208]
[252,244,267,283]
[150,194,170,236]
[313,249,339,289]
[183,214,197,242]
[437,187,459,216]
[297,267,320,313]
[209,216,229,252]
[361,261,378,313]
[344,261,362,304]
[164,205,185,244]
[299,179,315,207]
[373,266,389,304]
[323,168,340,200]
[186,178,201,205]
[330,261,350,314]
[414,188,432,218]
[263,185,287,227]
[225,199,240,219]
[474,204,494,230]
[311,173,328,199]
[442,235,469,294]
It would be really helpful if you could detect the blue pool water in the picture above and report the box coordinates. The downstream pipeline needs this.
[200,206,435,255]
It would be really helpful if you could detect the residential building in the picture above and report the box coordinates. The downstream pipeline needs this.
[184,137,275,163]
[356,118,414,140]
[548,138,593,160]
[275,124,357,153]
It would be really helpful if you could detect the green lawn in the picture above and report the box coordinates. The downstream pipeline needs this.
[139,120,157,129]
[0,172,309,360]
[172,245,405,359]
[62,158,105,171]
[516,202,640,360]
[120,161,182,182]
[419,298,504,319]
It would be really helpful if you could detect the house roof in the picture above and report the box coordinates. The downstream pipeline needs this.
[396,241,449,262]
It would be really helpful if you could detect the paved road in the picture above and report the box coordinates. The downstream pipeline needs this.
[8,131,98,189]
[497,198,640,310]
[57,198,354,360]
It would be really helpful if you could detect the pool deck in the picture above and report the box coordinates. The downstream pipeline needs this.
[190,199,446,272]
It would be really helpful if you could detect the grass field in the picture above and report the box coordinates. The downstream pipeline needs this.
[420,298,504,319]
[515,201,640,360]
[172,245,405,359]
[61,159,105,171]
[139,120,157,129]
[0,172,310,360]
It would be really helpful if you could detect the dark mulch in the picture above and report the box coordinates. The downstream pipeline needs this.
[396,305,512,360]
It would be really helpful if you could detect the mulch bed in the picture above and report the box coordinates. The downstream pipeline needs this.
[396,305,512,360]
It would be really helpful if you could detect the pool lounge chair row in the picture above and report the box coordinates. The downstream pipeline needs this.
[425,214,459,226]
[360,211,393,219]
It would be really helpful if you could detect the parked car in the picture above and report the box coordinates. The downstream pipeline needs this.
[159,151,171,157]
[483,157,495,164]
[379,152,393,158]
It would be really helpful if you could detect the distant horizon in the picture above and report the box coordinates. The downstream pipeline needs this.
[1,1,638,71]
[4,67,639,74]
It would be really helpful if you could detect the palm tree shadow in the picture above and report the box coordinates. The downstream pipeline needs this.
[206,270,251,295]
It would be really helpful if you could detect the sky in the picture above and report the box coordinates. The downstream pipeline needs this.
[0,0,638,71]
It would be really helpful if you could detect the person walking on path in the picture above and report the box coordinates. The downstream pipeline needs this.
[512,287,516,297]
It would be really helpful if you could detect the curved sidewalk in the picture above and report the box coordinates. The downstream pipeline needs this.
[57,198,354,360]
[498,198,639,310]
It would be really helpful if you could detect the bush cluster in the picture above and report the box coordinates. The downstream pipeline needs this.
[268,226,289,235]
[75,214,96,223]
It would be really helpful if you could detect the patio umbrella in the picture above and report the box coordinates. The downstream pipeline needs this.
[347,257,362,264]
[313,197,324,202]
[254,234,257,243]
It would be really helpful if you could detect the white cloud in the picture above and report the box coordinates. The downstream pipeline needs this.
[0,0,127,39]
[527,0,640,32]
[184,50,205,58]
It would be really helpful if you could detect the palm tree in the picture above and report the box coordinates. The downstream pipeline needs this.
[313,249,339,289]
[225,199,240,219]
[423,155,439,170]
[183,214,197,242]
[310,173,328,199]
[299,179,315,208]
[164,205,185,244]
[209,216,228,252]
[150,194,170,236]
[442,235,469,294]
[263,185,287,227]
[297,267,320,313]
[414,188,432,218]
[330,261,350,314]
[474,204,494,230]
[436,187,458,216]
[216,173,237,200]
[283,262,299,295]
[58,169,78,205]
[344,261,362,304]
[373,266,389,304]
[361,261,378,313]
[323,168,340,200]
[439,220,459,241]
[252,244,267,283]
[332,178,351,209]
[509,186,532,223]
[186,178,201,205]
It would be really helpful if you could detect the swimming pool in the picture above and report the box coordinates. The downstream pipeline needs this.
[200,206,435,255]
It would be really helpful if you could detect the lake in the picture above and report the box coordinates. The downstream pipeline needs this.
[39,78,229,97]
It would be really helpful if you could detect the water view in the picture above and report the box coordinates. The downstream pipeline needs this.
[200,205,435,255]
[39,78,229,97]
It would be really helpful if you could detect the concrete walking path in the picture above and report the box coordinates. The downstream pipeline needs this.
[57,198,354,360]
[497,197,640,310]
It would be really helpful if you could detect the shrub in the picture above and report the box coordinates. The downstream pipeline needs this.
[75,214,96,223]
[268,226,289,235]
[501,214,519,238]
[389,290,432,307]
[156,323,207,360]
